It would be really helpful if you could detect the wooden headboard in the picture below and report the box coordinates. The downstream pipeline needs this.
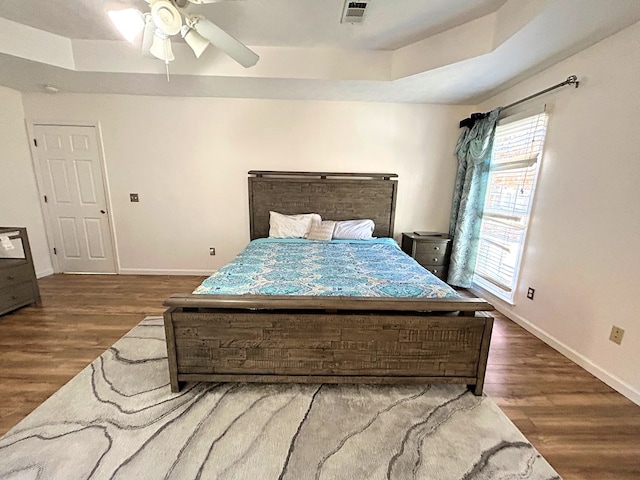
[248,171,398,240]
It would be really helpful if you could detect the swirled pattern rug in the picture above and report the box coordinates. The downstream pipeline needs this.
[0,317,560,480]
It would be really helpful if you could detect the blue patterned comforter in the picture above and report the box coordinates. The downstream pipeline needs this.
[194,238,458,298]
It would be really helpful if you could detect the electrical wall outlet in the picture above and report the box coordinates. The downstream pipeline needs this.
[527,287,535,300]
[609,325,624,345]
[209,247,216,256]
[129,193,139,202]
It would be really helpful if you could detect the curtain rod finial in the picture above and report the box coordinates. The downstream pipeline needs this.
[567,75,579,88]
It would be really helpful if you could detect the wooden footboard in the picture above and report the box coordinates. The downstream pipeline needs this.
[163,295,494,395]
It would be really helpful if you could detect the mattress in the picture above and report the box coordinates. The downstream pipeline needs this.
[194,238,458,298]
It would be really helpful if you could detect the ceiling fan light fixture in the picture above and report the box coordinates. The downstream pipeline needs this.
[108,8,145,43]
[151,0,182,36]
[108,1,258,71]
[141,13,155,56]
[149,30,175,62]
[181,25,210,58]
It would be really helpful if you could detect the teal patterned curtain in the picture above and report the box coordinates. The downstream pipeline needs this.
[447,108,502,287]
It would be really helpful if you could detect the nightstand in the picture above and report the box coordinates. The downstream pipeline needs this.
[0,227,41,316]
[401,232,452,282]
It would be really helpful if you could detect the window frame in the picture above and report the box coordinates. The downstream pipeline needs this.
[472,111,548,303]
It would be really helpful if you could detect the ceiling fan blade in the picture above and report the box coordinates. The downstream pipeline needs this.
[193,18,259,67]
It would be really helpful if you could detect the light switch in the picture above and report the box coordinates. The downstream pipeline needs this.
[130,193,139,202]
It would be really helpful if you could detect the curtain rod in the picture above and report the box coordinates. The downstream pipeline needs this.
[502,75,579,111]
[459,75,580,128]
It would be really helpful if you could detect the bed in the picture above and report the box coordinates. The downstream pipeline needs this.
[163,171,494,395]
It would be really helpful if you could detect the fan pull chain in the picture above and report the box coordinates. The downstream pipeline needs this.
[164,38,171,82]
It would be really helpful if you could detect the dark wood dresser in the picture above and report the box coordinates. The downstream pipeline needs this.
[401,232,452,282]
[0,227,41,316]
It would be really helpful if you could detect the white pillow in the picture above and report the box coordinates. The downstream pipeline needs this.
[332,219,375,240]
[269,211,321,238]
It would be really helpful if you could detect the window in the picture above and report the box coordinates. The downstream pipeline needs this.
[473,112,548,302]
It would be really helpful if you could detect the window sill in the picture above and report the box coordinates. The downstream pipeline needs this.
[472,277,516,306]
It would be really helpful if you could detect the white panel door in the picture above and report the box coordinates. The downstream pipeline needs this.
[33,125,116,273]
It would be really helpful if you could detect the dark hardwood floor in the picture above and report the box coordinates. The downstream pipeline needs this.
[1,274,639,479]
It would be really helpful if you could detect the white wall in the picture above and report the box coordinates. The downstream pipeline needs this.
[21,94,469,274]
[474,21,640,403]
[0,85,53,277]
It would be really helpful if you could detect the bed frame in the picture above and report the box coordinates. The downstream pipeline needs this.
[163,171,494,395]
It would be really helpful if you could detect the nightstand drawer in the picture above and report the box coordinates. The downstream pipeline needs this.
[0,281,36,311]
[424,266,448,281]
[414,240,451,257]
[0,264,34,288]
[414,252,448,266]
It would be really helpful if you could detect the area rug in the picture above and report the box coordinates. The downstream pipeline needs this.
[0,317,561,480]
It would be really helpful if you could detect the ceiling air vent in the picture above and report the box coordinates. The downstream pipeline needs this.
[341,1,370,24]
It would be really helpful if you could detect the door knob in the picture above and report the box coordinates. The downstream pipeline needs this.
[100,210,106,214]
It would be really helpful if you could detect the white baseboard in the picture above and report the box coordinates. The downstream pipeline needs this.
[118,268,214,276]
[471,286,640,406]
[35,267,212,277]
[36,268,54,279]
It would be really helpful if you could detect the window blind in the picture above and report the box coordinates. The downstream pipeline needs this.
[474,113,548,297]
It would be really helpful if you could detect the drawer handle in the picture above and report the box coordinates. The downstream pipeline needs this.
[433,258,438,262]
[434,246,440,251]
[432,269,438,274]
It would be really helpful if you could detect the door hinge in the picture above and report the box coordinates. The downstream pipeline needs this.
[44,195,48,203]
[33,138,38,147]
[53,247,57,255]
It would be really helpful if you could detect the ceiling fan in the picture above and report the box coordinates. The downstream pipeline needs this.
[108,0,259,79]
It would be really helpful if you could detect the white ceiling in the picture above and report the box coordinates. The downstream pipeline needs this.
[0,0,639,103]
[0,0,508,48]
